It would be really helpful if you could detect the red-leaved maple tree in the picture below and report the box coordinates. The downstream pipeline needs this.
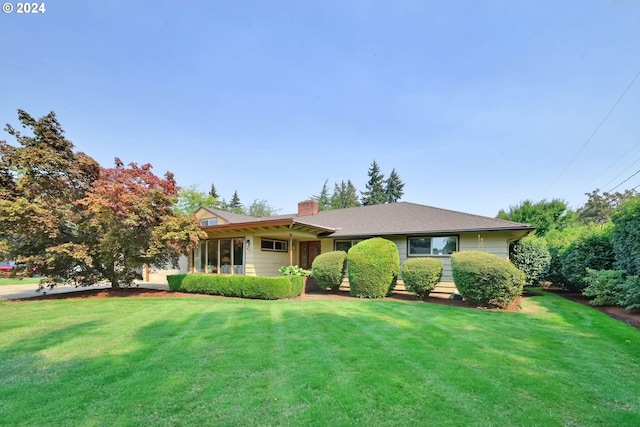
[0,110,205,289]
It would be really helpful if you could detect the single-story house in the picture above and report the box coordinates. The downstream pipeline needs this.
[188,200,534,283]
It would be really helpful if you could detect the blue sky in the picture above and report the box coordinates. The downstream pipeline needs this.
[2,1,639,217]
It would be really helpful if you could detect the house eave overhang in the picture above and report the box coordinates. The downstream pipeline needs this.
[201,218,336,236]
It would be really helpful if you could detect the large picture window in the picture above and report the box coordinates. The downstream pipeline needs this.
[408,236,458,256]
[194,238,244,274]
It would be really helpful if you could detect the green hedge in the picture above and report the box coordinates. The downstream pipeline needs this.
[170,274,303,300]
[312,251,347,290]
[167,274,187,291]
[347,237,400,298]
[509,236,551,286]
[561,225,615,291]
[401,258,443,299]
[612,196,640,276]
[451,251,525,308]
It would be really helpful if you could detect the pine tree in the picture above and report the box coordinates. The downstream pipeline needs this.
[331,180,360,209]
[209,183,219,199]
[226,190,244,214]
[361,160,387,205]
[385,168,405,203]
[312,179,332,211]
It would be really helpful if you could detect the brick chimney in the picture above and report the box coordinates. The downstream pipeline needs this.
[297,199,319,216]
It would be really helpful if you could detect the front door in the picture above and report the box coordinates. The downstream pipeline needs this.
[299,241,321,270]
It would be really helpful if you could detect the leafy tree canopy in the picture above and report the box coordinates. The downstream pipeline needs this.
[497,199,577,236]
[0,110,204,289]
[246,199,281,217]
[173,185,219,214]
[577,188,637,225]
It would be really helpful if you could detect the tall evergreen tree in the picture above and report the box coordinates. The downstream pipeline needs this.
[331,180,360,209]
[209,183,219,199]
[361,160,387,206]
[312,179,332,211]
[385,168,405,203]
[228,190,243,214]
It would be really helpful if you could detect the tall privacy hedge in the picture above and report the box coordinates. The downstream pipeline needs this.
[509,236,551,286]
[312,250,347,290]
[561,225,615,291]
[612,196,640,276]
[347,237,400,298]
[451,251,525,308]
[167,274,303,299]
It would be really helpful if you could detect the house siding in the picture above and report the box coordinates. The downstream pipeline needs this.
[459,232,509,258]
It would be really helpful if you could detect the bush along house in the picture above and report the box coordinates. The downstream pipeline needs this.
[188,200,534,286]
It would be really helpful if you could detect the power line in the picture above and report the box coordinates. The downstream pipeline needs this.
[608,168,640,192]
[601,156,640,190]
[570,139,640,194]
[539,69,640,198]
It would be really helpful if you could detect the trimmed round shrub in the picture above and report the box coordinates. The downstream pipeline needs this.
[347,237,400,298]
[167,274,187,291]
[451,251,525,308]
[312,251,347,290]
[561,225,614,291]
[509,236,551,286]
[402,258,443,299]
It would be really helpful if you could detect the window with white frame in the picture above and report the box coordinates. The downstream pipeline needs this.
[200,218,218,227]
[261,238,288,252]
[407,236,458,256]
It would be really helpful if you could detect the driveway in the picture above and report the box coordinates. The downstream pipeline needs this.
[0,282,169,300]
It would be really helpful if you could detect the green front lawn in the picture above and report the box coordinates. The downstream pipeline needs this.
[0,277,42,286]
[1,292,639,426]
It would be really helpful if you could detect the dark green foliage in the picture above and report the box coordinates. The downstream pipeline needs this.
[561,225,615,291]
[542,227,584,286]
[312,251,347,290]
[361,160,387,206]
[497,199,577,236]
[619,275,640,311]
[509,236,551,286]
[401,258,443,298]
[227,190,243,214]
[385,168,405,203]
[582,269,626,306]
[347,238,400,298]
[179,274,302,299]
[331,180,360,209]
[451,251,525,308]
[312,179,332,211]
[209,183,219,199]
[167,274,187,291]
[612,195,640,276]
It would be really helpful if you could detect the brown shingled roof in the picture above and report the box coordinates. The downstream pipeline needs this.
[198,202,534,237]
[291,202,534,238]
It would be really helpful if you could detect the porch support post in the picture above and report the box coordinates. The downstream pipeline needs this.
[289,233,293,266]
